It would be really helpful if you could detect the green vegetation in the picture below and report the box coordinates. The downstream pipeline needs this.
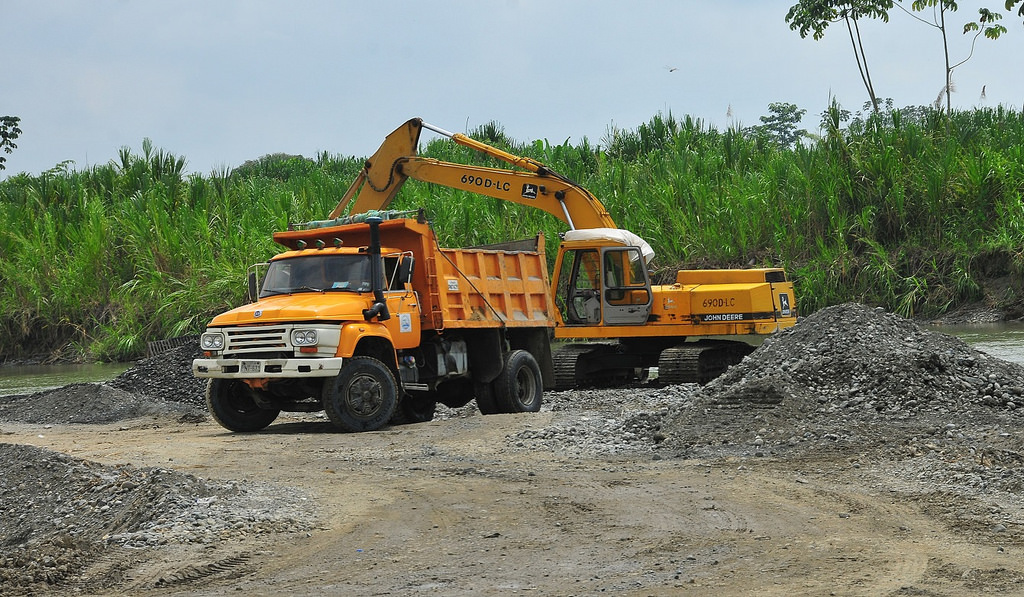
[2,107,1024,361]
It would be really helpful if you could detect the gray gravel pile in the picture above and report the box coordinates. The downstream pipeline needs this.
[504,303,1024,463]
[505,383,697,456]
[0,383,199,424]
[710,302,1024,415]
[0,342,207,425]
[662,302,1024,455]
[0,443,314,593]
[108,342,207,406]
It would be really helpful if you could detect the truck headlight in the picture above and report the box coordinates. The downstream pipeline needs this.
[200,332,225,350]
[292,329,318,346]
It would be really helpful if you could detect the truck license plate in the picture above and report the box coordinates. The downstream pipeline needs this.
[241,361,262,374]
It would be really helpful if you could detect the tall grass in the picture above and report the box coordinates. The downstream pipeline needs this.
[2,107,1023,360]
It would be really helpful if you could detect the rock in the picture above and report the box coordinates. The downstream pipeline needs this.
[660,303,1024,455]
[108,343,207,406]
[0,443,315,593]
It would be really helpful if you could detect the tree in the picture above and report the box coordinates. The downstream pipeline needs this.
[0,116,21,171]
[1007,0,1024,24]
[899,1,1008,112]
[786,1,895,112]
[748,102,810,147]
[787,2,1017,114]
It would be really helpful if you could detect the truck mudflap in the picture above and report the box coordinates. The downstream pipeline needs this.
[192,357,345,379]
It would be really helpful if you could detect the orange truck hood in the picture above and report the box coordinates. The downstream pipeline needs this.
[207,292,371,326]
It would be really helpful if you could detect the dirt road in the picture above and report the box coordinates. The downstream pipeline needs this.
[3,303,1024,595]
[3,407,1022,596]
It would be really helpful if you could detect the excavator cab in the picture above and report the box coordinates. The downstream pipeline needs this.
[554,238,653,327]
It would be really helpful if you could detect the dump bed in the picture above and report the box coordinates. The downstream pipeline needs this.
[272,217,555,331]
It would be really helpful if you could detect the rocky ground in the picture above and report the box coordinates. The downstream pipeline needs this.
[1,303,1023,595]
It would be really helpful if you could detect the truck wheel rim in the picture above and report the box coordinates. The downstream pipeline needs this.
[346,374,383,416]
[515,367,537,404]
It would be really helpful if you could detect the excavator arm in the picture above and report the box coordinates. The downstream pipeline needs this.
[331,118,617,230]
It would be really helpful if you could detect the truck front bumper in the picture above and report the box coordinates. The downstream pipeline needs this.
[192,357,345,379]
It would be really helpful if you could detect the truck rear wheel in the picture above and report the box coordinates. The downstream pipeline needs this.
[206,378,280,432]
[322,356,398,432]
[494,350,543,413]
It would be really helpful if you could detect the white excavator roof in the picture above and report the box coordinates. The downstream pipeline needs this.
[562,228,655,264]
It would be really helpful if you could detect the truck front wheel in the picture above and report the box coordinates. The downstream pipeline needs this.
[322,356,399,432]
[206,378,280,432]
[494,350,543,413]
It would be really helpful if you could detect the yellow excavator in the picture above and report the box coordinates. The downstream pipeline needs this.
[329,118,797,388]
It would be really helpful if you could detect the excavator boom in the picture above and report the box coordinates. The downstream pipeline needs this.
[331,118,616,230]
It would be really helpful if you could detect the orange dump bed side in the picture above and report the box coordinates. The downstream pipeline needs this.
[430,245,554,329]
[272,218,555,331]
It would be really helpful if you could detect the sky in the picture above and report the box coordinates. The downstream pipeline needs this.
[4,0,1024,179]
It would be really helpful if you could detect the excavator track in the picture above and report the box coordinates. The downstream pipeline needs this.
[555,340,754,389]
[656,345,703,386]
[553,343,640,390]
[657,340,755,385]
[553,344,599,390]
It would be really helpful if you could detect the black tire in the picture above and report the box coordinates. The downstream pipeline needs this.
[321,356,399,432]
[474,381,501,415]
[206,378,280,432]
[392,394,436,425]
[494,350,543,413]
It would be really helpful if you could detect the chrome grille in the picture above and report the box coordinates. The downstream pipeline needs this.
[223,326,290,355]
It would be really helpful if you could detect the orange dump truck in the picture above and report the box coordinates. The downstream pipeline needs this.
[192,210,555,433]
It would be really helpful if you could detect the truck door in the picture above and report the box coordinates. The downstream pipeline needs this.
[383,253,421,349]
[600,247,652,325]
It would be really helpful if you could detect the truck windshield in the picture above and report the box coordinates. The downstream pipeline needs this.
[260,254,373,297]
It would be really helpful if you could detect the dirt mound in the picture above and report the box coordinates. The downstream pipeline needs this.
[663,303,1024,455]
[108,342,207,406]
[0,443,314,594]
[0,383,197,424]
[0,342,208,425]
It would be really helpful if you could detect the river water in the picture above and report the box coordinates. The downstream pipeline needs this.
[1,325,1023,397]
[931,322,1024,366]
[0,362,131,397]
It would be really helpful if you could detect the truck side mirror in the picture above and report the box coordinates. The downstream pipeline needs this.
[247,271,258,303]
[397,256,415,285]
